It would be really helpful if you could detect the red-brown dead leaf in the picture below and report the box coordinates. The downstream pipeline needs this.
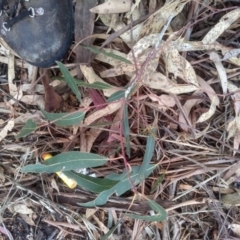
[42,73,63,112]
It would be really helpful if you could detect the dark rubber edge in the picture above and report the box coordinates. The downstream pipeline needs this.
[27,1,73,68]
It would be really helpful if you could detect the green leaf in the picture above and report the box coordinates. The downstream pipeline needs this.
[63,171,118,193]
[21,152,108,173]
[57,77,112,90]
[57,61,81,102]
[107,84,137,103]
[81,44,132,64]
[100,220,122,240]
[107,90,125,103]
[40,108,85,127]
[126,199,167,221]
[123,105,130,157]
[75,80,112,90]
[17,119,37,138]
[78,164,156,207]
[137,135,155,182]
[150,173,165,194]
[104,171,128,181]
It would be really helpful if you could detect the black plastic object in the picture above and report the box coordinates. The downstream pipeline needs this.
[0,0,73,67]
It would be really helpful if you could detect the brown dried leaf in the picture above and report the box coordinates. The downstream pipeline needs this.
[20,214,35,226]
[127,34,158,61]
[202,8,240,44]
[22,84,44,93]
[198,76,220,106]
[81,65,119,97]
[145,72,198,94]
[175,39,230,52]
[13,204,33,215]
[228,81,240,116]
[222,192,240,206]
[51,178,60,194]
[129,0,141,14]
[0,166,5,183]
[90,0,131,14]
[20,95,45,108]
[148,94,175,110]
[222,48,240,61]
[92,215,113,238]
[233,131,240,156]
[197,101,217,123]
[8,52,18,97]
[100,12,141,44]
[229,224,240,236]
[15,111,44,125]
[0,119,14,142]
[139,0,190,38]
[226,117,238,140]
[86,208,98,219]
[100,62,135,78]
[228,57,240,67]
[164,48,198,86]
[227,118,237,141]
[141,50,161,83]
[196,76,219,123]
[8,87,23,106]
[209,52,228,94]
[42,74,63,112]
[84,101,122,126]
[80,126,103,152]
[95,47,128,66]
[101,34,161,81]
[179,90,202,131]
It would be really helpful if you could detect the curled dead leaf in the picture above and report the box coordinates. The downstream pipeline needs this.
[0,119,14,142]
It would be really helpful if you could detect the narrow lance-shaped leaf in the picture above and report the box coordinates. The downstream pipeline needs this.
[101,220,122,240]
[137,133,155,182]
[21,152,108,173]
[123,104,130,157]
[40,108,85,127]
[81,44,132,64]
[150,173,165,194]
[107,90,125,103]
[56,77,112,90]
[75,80,112,89]
[57,61,81,102]
[17,119,37,138]
[64,171,118,193]
[79,164,156,207]
[107,84,137,103]
[126,199,167,222]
